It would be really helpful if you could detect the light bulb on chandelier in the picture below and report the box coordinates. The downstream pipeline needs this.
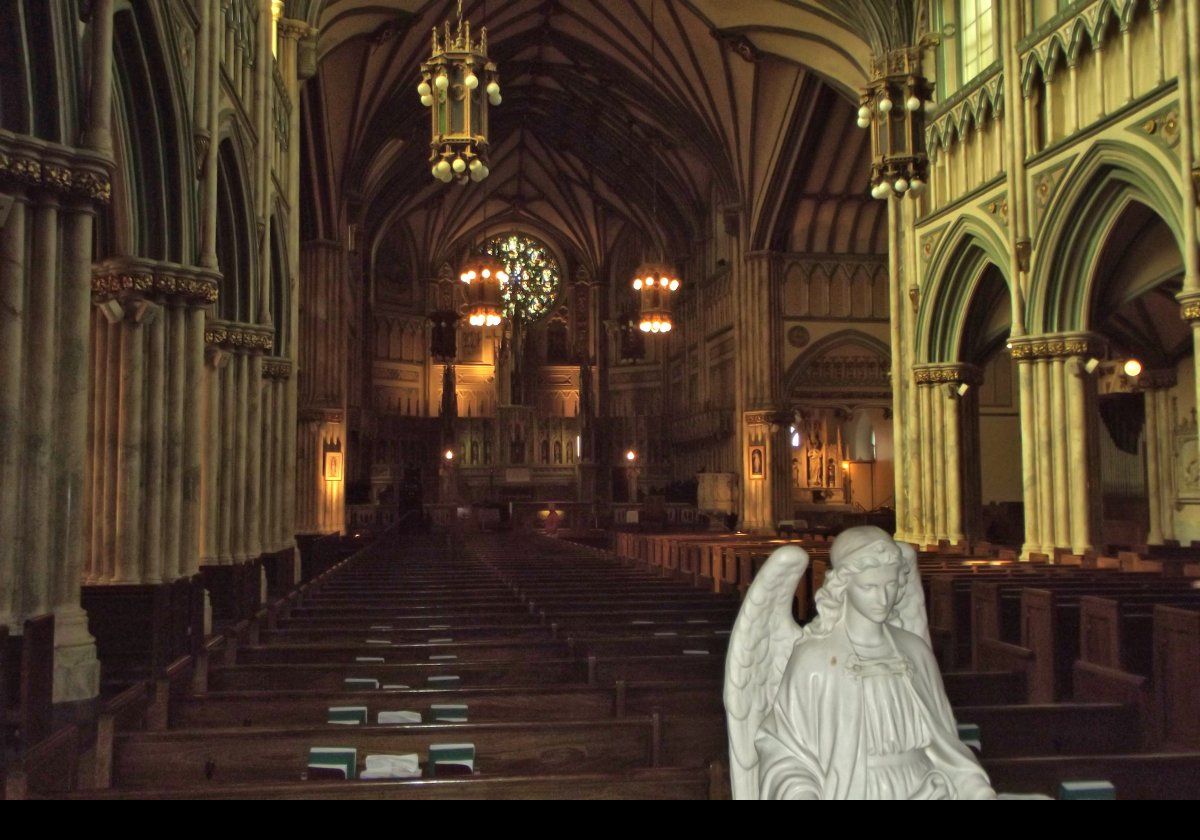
[420,1,500,184]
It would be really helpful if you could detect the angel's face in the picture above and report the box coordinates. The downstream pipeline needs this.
[845,563,901,624]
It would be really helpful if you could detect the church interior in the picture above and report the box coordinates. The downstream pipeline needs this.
[2,0,1199,799]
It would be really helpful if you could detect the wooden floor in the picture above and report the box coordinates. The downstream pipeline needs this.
[54,529,1200,799]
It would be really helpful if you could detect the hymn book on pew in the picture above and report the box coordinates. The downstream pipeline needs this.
[431,704,468,723]
[428,743,475,776]
[327,706,368,725]
[345,678,380,690]
[307,747,357,780]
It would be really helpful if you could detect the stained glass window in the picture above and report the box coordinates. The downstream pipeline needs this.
[481,233,562,322]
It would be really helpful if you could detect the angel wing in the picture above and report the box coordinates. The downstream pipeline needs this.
[892,541,931,645]
[722,544,810,800]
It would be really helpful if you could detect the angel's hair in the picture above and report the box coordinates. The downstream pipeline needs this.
[798,536,911,641]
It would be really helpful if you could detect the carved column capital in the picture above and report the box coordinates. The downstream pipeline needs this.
[1177,290,1200,323]
[1009,332,1106,361]
[913,363,983,386]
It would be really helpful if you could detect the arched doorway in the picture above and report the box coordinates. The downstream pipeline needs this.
[958,266,1021,545]
[1088,203,1188,548]
[784,331,893,518]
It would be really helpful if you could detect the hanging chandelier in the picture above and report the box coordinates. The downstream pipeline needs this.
[633,262,679,334]
[857,48,932,200]
[419,0,501,184]
[629,0,678,337]
[460,254,509,327]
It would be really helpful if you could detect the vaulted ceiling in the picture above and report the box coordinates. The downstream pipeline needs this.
[298,1,906,289]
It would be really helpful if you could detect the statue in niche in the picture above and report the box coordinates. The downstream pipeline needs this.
[484,438,493,465]
[806,446,823,487]
[541,439,550,464]
[724,527,996,800]
[827,457,837,488]
[791,458,801,488]
[511,434,525,464]
[554,440,563,464]
[470,441,479,466]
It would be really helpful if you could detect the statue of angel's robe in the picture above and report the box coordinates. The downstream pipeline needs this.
[754,623,995,800]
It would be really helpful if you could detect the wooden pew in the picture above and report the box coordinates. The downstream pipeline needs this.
[103,718,665,789]
[2,725,82,800]
[234,639,571,666]
[66,764,727,800]
[1154,603,1200,748]
[16,614,54,750]
[954,702,1138,757]
[970,578,1195,701]
[983,752,1200,799]
[1072,593,1200,743]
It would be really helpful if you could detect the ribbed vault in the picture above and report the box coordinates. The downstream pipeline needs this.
[299,0,894,296]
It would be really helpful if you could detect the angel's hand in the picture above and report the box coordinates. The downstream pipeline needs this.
[909,770,951,800]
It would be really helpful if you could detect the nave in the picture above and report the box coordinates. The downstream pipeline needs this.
[7,526,1198,799]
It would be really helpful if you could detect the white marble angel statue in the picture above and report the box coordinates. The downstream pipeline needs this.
[723,526,996,800]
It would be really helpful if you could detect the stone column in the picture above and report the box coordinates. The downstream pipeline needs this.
[1064,357,1093,554]
[144,310,166,584]
[932,384,949,543]
[26,196,60,604]
[219,351,236,564]
[0,194,27,628]
[82,0,116,156]
[1014,334,1106,556]
[1033,358,1056,552]
[1181,303,1200,495]
[1154,386,1176,543]
[201,343,227,565]
[1050,357,1071,551]
[1015,356,1041,557]
[233,351,249,561]
[918,383,935,547]
[0,142,113,707]
[736,254,781,532]
[100,308,121,580]
[165,303,186,580]
[888,199,909,540]
[247,351,263,560]
[928,365,981,546]
[260,371,275,554]
[181,304,209,578]
[55,199,103,702]
[87,308,106,584]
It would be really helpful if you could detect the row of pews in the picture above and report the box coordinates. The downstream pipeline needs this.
[52,532,737,799]
[613,531,1200,797]
[7,525,1200,798]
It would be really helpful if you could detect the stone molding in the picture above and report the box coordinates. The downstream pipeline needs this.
[263,358,293,380]
[1008,333,1106,361]
[0,130,113,203]
[1177,291,1200,323]
[913,363,983,386]
[93,258,220,305]
[205,319,275,352]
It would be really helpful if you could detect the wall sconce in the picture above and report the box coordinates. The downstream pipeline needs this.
[1123,359,1143,378]
[625,450,638,463]
[1084,358,1102,375]
[444,449,455,461]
